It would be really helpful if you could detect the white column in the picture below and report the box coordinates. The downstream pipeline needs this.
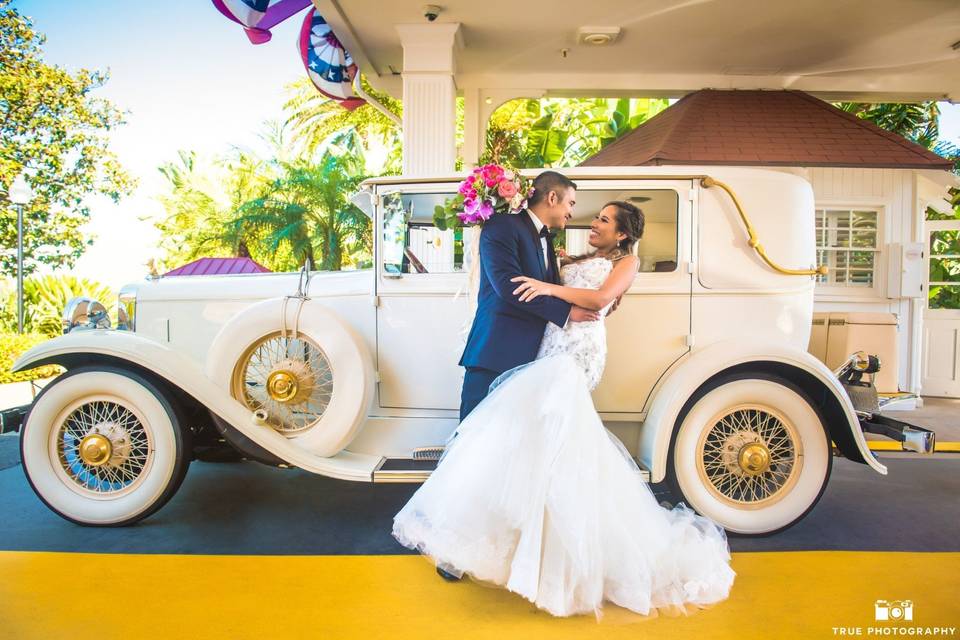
[462,87,482,170]
[396,23,461,176]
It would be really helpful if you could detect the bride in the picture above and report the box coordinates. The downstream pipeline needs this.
[392,200,736,618]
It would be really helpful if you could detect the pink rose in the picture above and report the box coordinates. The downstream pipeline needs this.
[482,164,504,188]
[497,179,518,199]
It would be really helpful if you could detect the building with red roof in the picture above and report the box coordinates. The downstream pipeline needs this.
[163,257,271,277]
[581,89,953,170]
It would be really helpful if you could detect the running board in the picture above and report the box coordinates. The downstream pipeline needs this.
[373,458,438,483]
[373,456,652,483]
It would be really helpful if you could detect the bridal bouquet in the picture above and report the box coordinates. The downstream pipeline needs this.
[433,164,533,230]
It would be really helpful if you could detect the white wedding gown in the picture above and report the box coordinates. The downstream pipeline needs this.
[392,257,736,618]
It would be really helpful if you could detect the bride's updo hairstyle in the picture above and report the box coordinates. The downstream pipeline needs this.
[607,200,645,255]
[566,200,644,264]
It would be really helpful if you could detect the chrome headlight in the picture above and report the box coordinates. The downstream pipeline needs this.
[118,284,137,331]
[62,297,111,333]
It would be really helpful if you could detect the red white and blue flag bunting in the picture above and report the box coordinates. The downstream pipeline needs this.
[299,8,365,110]
[211,0,311,44]
[211,0,366,110]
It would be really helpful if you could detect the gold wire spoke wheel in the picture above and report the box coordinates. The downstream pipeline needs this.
[696,403,803,509]
[232,332,334,435]
[54,400,153,497]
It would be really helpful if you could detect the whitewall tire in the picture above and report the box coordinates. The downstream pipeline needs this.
[20,367,191,526]
[667,373,831,536]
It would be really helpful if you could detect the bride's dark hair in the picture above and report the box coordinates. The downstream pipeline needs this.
[565,200,645,264]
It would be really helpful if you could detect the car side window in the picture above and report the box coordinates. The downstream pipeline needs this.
[382,191,466,274]
[562,189,679,272]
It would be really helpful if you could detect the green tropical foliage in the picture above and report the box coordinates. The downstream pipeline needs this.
[0,331,61,383]
[928,227,960,310]
[283,77,402,175]
[837,101,960,173]
[0,1,134,279]
[154,148,279,272]
[926,186,960,222]
[0,274,115,337]
[926,186,960,310]
[839,101,960,310]
[483,97,670,168]
[229,148,370,271]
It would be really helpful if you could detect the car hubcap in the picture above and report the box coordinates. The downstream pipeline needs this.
[56,401,152,496]
[233,333,333,435]
[79,433,112,466]
[696,404,802,508]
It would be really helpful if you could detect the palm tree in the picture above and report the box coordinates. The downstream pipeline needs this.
[155,149,274,270]
[283,77,402,175]
[229,149,369,272]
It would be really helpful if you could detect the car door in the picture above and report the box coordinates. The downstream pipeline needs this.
[374,181,472,410]
[373,177,694,414]
[568,179,693,414]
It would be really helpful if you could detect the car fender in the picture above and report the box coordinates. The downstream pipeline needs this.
[640,339,886,482]
[12,330,381,481]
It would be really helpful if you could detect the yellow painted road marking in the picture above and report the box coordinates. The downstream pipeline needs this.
[1,551,957,639]
[866,441,960,453]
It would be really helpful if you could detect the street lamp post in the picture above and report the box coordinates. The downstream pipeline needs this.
[9,174,33,335]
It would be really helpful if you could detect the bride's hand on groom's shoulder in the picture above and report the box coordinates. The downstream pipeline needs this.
[510,276,554,302]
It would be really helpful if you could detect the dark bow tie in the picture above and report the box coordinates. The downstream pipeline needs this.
[539,227,555,240]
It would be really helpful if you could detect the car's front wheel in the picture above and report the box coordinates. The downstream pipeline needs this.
[667,373,832,536]
[20,367,191,526]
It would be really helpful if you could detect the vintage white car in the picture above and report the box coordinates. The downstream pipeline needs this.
[6,166,935,535]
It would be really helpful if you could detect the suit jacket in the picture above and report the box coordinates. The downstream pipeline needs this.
[459,211,571,373]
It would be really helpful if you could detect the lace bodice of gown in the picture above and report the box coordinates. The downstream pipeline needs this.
[536,256,614,390]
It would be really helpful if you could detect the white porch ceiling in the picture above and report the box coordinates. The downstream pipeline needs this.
[314,0,960,101]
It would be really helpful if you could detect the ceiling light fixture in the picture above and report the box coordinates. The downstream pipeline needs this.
[577,26,621,46]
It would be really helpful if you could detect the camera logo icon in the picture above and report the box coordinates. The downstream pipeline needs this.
[875,599,913,621]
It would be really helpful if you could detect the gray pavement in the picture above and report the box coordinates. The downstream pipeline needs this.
[1,433,956,555]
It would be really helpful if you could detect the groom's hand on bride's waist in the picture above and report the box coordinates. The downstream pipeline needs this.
[569,306,600,323]
[608,294,624,316]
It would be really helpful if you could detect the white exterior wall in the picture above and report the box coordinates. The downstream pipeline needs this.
[805,167,920,392]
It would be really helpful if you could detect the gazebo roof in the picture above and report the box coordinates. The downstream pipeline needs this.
[163,257,271,277]
[580,89,953,170]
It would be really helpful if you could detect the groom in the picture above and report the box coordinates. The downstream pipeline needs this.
[457,170,600,422]
[437,171,597,582]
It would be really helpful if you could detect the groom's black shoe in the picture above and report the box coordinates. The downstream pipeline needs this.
[436,566,462,582]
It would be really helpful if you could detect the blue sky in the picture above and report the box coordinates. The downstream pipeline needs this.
[11,0,960,288]
[15,0,306,287]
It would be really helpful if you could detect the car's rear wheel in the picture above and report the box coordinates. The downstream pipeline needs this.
[20,367,191,526]
[666,373,832,536]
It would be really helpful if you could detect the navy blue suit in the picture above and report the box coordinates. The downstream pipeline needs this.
[458,211,571,420]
